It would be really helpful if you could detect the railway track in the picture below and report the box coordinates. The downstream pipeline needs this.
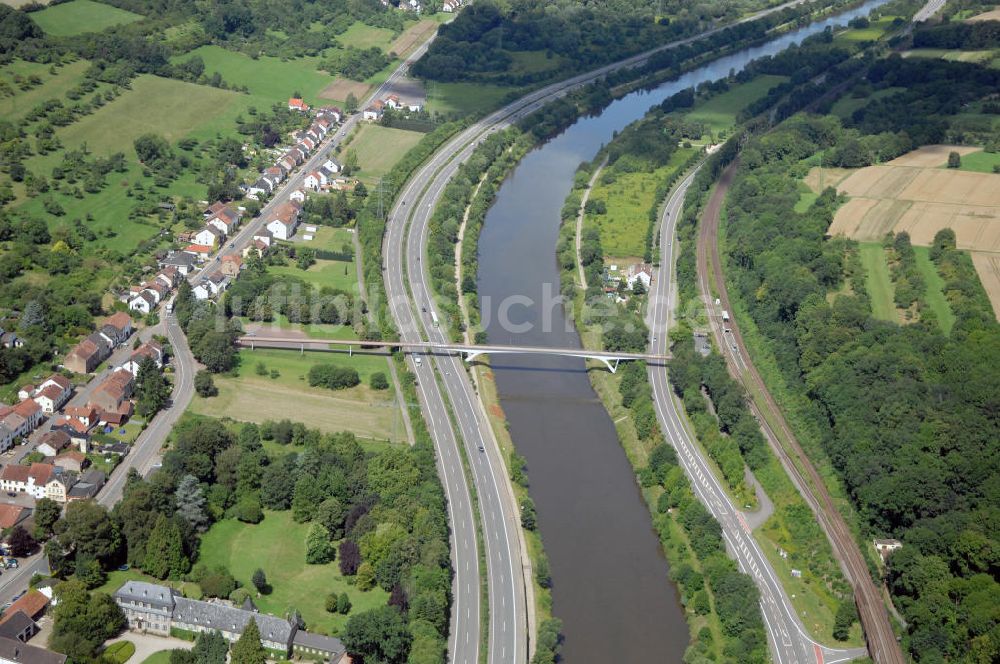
[695,161,906,664]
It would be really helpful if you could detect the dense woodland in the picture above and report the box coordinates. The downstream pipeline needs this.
[717,51,1000,661]
[412,0,853,85]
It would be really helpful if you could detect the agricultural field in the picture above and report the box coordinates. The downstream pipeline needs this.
[589,147,696,258]
[349,124,425,184]
[966,7,1000,21]
[29,0,143,36]
[903,48,998,64]
[198,511,390,636]
[684,74,788,135]
[189,348,405,441]
[390,17,447,57]
[970,252,1000,319]
[0,59,92,121]
[812,146,1000,320]
[170,46,331,106]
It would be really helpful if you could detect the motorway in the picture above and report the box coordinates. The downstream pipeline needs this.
[378,2,880,663]
[647,169,869,664]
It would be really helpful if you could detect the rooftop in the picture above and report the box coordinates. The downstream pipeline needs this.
[0,635,66,664]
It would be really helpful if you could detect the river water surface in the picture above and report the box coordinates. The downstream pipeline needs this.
[476,2,888,661]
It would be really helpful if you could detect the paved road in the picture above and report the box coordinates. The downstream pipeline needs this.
[647,169,869,664]
[378,3,854,663]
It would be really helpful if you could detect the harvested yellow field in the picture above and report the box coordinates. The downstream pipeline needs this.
[971,253,1000,318]
[391,19,439,57]
[966,7,1000,21]
[803,167,854,193]
[886,144,980,168]
[822,148,1000,320]
[318,78,370,102]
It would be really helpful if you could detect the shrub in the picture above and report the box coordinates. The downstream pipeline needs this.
[369,372,389,390]
[308,364,360,390]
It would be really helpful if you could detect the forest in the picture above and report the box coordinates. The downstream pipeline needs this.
[719,55,1000,660]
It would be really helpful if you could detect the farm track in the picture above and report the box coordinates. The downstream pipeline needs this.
[696,162,906,664]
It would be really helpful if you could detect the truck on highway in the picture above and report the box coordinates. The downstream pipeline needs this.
[721,310,730,322]
[430,310,439,328]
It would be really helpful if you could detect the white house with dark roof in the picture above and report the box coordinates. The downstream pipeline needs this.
[161,251,196,276]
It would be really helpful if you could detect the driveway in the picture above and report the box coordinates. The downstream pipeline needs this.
[107,633,193,663]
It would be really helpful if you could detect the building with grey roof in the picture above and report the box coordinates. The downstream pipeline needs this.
[292,631,347,662]
[172,597,294,652]
[114,582,301,655]
[0,636,66,664]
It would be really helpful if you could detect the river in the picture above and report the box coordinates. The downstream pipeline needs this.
[475,1,888,661]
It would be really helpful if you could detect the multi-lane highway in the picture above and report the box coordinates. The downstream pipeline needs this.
[647,169,869,664]
[378,3,883,663]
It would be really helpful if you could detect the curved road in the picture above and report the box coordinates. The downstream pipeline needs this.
[647,169,868,664]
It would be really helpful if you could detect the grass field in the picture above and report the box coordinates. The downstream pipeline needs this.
[171,46,330,106]
[29,0,142,35]
[913,246,956,333]
[190,348,404,441]
[589,148,696,258]
[424,80,514,116]
[0,59,93,121]
[140,652,172,664]
[685,75,787,134]
[903,48,998,64]
[337,21,396,51]
[860,243,897,321]
[350,124,424,184]
[271,227,359,293]
[834,15,899,43]
[829,86,904,120]
[955,149,1000,173]
[199,511,389,636]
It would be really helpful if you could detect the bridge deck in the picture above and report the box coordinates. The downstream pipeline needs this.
[237,336,671,363]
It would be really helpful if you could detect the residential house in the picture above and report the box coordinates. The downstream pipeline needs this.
[0,425,14,454]
[443,0,463,11]
[67,468,105,501]
[0,636,66,664]
[0,591,49,637]
[155,267,179,290]
[290,146,307,164]
[626,263,654,290]
[385,94,402,110]
[161,251,197,276]
[193,272,229,301]
[43,473,72,503]
[299,136,316,152]
[193,226,223,248]
[96,403,132,427]
[51,417,92,453]
[318,106,342,123]
[21,375,72,414]
[265,165,287,181]
[64,332,112,374]
[0,505,31,531]
[252,230,274,248]
[0,463,55,500]
[874,539,902,560]
[303,170,327,191]
[323,157,342,173]
[37,430,71,457]
[247,178,273,200]
[122,341,164,376]
[363,102,384,121]
[128,291,156,315]
[0,332,23,349]
[0,400,44,445]
[220,254,243,278]
[183,245,214,262]
[53,451,87,474]
[88,370,134,413]
[288,97,310,112]
[206,204,241,236]
[289,189,306,204]
[64,406,97,429]
[277,155,296,172]
[265,202,300,241]
[0,612,39,644]
[103,312,133,344]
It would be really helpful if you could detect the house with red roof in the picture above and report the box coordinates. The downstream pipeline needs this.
[288,97,310,112]
[0,463,55,499]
